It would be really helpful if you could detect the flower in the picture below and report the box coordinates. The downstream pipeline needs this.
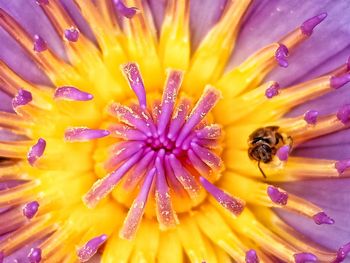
[0,0,350,262]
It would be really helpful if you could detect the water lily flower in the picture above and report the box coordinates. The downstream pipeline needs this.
[1,0,350,262]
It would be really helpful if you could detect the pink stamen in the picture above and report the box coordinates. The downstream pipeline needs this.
[109,124,148,140]
[120,168,155,240]
[33,35,47,52]
[122,63,147,109]
[265,83,280,99]
[84,150,144,208]
[54,86,93,101]
[332,242,350,263]
[275,44,289,68]
[245,249,259,263]
[176,87,221,147]
[301,13,327,36]
[313,211,335,225]
[64,27,79,42]
[64,127,110,142]
[200,176,244,216]
[12,89,32,109]
[267,186,288,205]
[113,0,138,19]
[167,97,191,140]
[330,74,350,89]
[23,201,39,219]
[304,110,319,124]
[28,248,42,263]
[155,150,178,229]
[335,159,350,175]
[336,104,350,124]
[27,138,46,166]
[168,154,201,199]
[294,252,317,263]
[196,124,222,139]
[108,103,152,136]
[77,234,107,262]
[157,70,183,136]
[191,142,223,172]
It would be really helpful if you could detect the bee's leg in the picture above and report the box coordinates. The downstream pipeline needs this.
[258,160,267,179]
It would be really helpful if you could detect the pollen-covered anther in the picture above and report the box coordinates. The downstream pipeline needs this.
[313,211,335,225]
[276,145,290,161]
[265,83,280,99]
[275,44,289,68]
[12,89,32,109]
[304,110,319,124]
[28,247,42,263]
[23,201,39,219]
[335,159,350,175]
[294,252,317,263]
[336,104,350,124]
[64,127,110,142]
[267,186,288,205]
[300,12,327,36]
[77,234,108,262]
[121,63,147,109]
[333,242,350,263]
[27,138,46,166]
[200,177,245,216]
[54,86,93,101]
[33,35,47,52]
[64,27,79,42]
[113,0,138,19]
[330,74,350,89]
[245,249,259,263]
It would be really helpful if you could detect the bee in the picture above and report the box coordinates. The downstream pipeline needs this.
[248,126,292,178]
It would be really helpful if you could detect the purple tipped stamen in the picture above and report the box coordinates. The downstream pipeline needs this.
[114,0,138,19]
[64,27,79,42]
[200,176,245,216]
[245,249,259,263]
[12,89,32,109]
[313,211,335,225]
[276,145,290,161]
[27,138,46,166]
[23,201,39,219]
[332,242,350,263]
[336,104,350,124]
[275,44,289,68]
[33,35,47,52]
[335,160,350,175]
[265,83,280,99]
[64,127,110,142]
[77,234,108,262]
[330,74,350,89]
[304,110,319,124]
[294,252,317,263]
[54,86,93,101]
[28,248,42,263]
[122,63,147,109]
[301,12,327,36]
[267,186,288,205]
